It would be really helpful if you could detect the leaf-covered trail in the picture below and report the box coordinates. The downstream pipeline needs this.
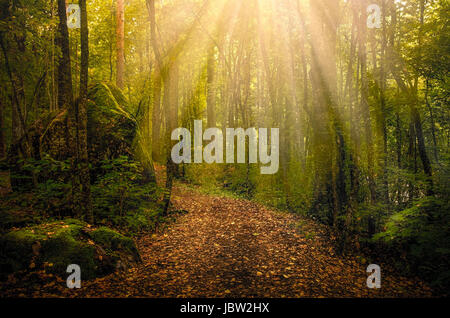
[59,184,431,298]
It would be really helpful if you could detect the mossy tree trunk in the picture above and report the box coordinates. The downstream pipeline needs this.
[79,0,94,223]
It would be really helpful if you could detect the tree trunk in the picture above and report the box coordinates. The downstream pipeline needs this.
[206,47,216,128]
[57,0,79,214]
[78,0,94,223]
[116,0,125,89]
[425,79,439,162]
[359,1,377,236]
[152,75,162,161]
[147,0,163,161]
[379,0,389,204]
[0,96,5,158]
[162,67,174,215]
[359,0,376,206]
[57,0,73,111]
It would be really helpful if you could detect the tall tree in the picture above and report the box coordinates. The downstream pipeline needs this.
[0,97,4,158]
[206,47,216,128]
[78,0,94,223]
[358,0,377,235]
[146,0,163,161]
[56,0,73,111]
[116,0,125,89]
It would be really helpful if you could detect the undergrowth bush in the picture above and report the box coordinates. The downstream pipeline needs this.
[373,196,450,289]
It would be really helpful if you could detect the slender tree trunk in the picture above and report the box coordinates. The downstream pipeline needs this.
[206,47,216,128]
[152,75,162,160]
[379,0,389,204]
[170,62,180,178]
[416,0,433,194]
[78,0,93,223]
[57,0,73,111]
[359,1,377,236]
[342,0,360,252]
[359,0,376,205]
[147,0,163,161]
[425,79,438,162]
[162,67,174,215]
[0,97,5,158]
[116,0,125,89]
[57,0,79,214]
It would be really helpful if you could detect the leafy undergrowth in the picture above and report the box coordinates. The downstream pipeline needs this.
[0,183,436,298]
[371,196,450,290]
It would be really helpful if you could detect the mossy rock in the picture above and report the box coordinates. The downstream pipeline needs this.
[39,83,137,165]
[86,83,137,169]
[0,219,140,281]
[89,226,140,259]
[8,82,137,191]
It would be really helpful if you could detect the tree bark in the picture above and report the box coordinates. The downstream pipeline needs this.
[147,0,163,161]
[0,96,5,158]
[152,75,162,161]
[206,47,216,128]
[78,0,94,223]
[116,0,125,89]
[57,0,74,111]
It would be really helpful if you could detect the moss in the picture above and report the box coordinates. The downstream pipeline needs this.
[39,222,97,279]
[90,227,138,257]
[0,220,140,280]
[0,227,47,274]
[0,220,98,279]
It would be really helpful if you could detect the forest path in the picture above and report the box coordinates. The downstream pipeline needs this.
[64,183,431,298]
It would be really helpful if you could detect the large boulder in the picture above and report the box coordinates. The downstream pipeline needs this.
[5,82,137,191]
[41,82,137,164]
[0,219,141,280]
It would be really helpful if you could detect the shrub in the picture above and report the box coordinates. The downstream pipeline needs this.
[373,196,450,289]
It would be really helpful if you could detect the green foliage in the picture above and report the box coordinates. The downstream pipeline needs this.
[92,156,163,233]
[373,196,450,288]
[2,155,163,233]
[221,164,257,199]
[9,155,72,217]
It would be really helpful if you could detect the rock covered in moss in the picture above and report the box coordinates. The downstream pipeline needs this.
[0,219,140,280]
[7,82,137,191]
[88,226,141,273]
[40,82,137,164]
